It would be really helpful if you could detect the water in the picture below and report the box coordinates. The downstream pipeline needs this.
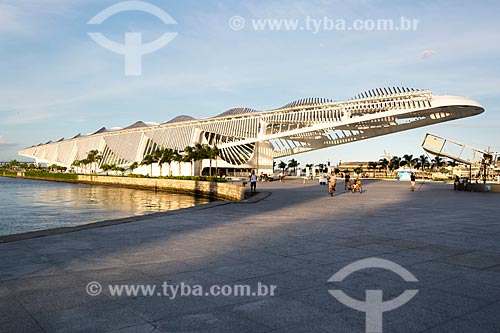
[0,177,212,236]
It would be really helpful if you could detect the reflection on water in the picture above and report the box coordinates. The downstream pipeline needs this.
[0,177,212,236]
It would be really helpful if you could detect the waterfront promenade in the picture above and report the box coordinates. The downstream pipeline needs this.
[1,179,500,332]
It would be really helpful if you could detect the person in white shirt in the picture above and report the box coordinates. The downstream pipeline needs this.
[250,170,257,193]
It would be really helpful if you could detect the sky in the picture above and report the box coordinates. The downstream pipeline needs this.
[1,0,499,165]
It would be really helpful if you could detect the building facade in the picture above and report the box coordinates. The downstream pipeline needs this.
[19,87,484,176]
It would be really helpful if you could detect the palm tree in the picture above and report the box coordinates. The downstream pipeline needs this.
[316,163,326,174]
[432,156,445,170]
[80,158,91,174]
[154,148,175,177]
[288,158,299,174]
[101,164,114,172]
[305,163,313,177]
[206,145,220,177]
[161,148,176,176]
[71,159,80,173]
[368,161,378,175]
[86,150,102,173]
[183,146,196,176]
[195,143,210,176]
[378,158,389,176]
[389,156,401,172]
[153,148,166,176]
[419,154,429,172]
[128,162,139,174]
[188,144,208,176]
[402,154,414,167]
[141,153,157,177]
[112,165,126,176]
[411,158,419,169]
[173,150,183,176]
[278,160,287,173]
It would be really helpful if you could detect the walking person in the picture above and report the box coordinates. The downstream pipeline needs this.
[250,170,257,193]
[344,173,351,190]
[328,172,337,197]
[410,172,416,191]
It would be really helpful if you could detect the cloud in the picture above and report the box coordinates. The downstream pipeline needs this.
[420,49,436,60]
[0,133,3,143]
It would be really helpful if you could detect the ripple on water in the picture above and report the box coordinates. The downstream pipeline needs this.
[0,177,212,236]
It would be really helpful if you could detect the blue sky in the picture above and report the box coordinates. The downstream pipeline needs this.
[1,0,499,165]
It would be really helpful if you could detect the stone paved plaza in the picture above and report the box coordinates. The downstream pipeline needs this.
[1,179,500,332]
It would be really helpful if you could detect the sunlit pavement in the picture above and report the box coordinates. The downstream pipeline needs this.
[1,179,500,332]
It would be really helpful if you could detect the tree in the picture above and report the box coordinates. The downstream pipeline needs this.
[101,164,114,172]
[183,146,196,176]
[278,160,287,173]
[141,153,158,176]
[162,148,176,176]
[128,162,139,174]
[432,156,445,169]
[419,154,429,172]
[154,148,175,177]
[378,158,389,176]
[206,145,220,177]
[354,165,363,175]
[389,156,401,172]
[305,163,314,177]
[173,150,183,176]
[288,158,299,174]
[368,161,378,175]
[316,163,327,174]
[80,158,91,174]
[153,148,166,177]
[402,154,414,167]
[193,143,209,176]
[86,150,102,173]
[71,159,81,173]
[112,165,126,176]
[411,157,419,168]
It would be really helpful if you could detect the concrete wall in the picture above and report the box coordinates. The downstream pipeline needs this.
[1,173,245,201]
[77,175,246,201]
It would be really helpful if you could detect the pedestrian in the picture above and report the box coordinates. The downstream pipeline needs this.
[454,175,460,191]
[344,173,351,190]
[250,170,257,193]
[328,172,337,197]
[410,172,416,191]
